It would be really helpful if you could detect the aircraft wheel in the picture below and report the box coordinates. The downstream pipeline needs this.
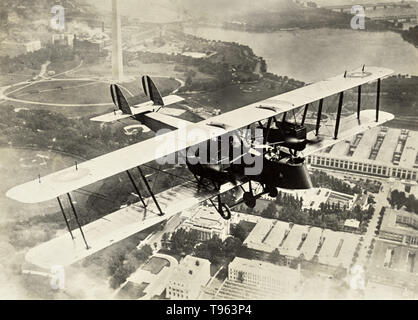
[219,203,231,220]
[243,192,256,208]
[267,186,278,198]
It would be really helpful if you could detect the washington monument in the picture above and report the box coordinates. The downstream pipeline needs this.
[112,0,123,81]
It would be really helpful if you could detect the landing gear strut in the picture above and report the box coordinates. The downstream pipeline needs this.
[243,180,256,208]
[209,195,231,220]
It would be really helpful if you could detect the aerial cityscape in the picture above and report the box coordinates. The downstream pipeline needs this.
[0,0,417,301]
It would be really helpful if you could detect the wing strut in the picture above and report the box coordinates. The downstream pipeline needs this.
[334,91,344,139]
[67,193,89,249]
[376,78,381,122]
[126,170,147,208]
[137,166,164,216]
[357,85,361,120]
[315,99,323,136]
[57,196,74,240]
[301,104,309,126]
[263,117,273,144]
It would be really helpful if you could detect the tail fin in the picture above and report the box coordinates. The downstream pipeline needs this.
[110,84,132,115]
[142,75,164,107]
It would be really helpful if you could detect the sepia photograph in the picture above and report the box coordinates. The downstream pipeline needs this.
[0,0,417,304]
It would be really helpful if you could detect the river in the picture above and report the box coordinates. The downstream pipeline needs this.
[184,26,418,82]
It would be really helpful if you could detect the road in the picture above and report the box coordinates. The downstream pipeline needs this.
[1,68,184,108]
[141,212,184,251]
[355,181,390,270]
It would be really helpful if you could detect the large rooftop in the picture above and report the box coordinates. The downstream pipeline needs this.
[380,208,418,238]
[229,257,300,278]
[317,127,418,170]
[168,255,210,285]
[183,206,228,231]
[243,217,360,268]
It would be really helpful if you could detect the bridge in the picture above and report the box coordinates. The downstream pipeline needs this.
[322,1,415,13]
[370,13,417,22]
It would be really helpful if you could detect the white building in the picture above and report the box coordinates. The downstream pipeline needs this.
[0,40,41,57]
[24,40,41,52]
[228,257,301,296]
[243,218,360,270]
[307,127,418,183]
[51,33,74,47]
[182,206,230,241]
[166,255,211,300]
[264,187,356,211]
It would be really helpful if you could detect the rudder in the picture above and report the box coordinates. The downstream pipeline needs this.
[110,84,132,115]
[142,75,164,107]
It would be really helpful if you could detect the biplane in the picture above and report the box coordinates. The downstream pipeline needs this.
[7,66,394,268]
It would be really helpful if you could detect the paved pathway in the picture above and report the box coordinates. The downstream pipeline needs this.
[356,182,390,268]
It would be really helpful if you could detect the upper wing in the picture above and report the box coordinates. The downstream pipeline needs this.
[6,123,225,203]
[199,66,393,129]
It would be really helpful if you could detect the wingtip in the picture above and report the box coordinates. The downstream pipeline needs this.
[6,185,28,203]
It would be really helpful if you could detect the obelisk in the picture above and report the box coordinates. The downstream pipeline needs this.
[112,0,123,81]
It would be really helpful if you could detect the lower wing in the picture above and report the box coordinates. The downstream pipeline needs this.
[24,179,245,269]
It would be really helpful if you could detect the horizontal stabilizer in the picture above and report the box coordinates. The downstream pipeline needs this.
[90,95,184,123]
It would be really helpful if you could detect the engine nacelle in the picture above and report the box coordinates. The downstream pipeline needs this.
[260,157,313,189]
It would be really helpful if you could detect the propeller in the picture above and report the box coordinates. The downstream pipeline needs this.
[232,186,244,200]
[305,136,324,145]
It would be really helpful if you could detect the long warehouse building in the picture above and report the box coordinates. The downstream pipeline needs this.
[307,127,418,182]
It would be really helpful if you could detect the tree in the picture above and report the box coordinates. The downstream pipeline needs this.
[185,74,193,87]
[205,235,225,265]
[268,248,281,264]
[230,224,247,242]
[223,237,242,259]
[133,244,153,262]
[261,202,277,219]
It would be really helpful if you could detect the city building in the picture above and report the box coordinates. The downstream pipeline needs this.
[116,255,175,299]
[223,257,301,298]
[367,239,418,294]
[0,40,42,57]
[344,219,360,232]
[166,255,210,300]
[379,208,418,245]
[264,187,356,211]
[73,35,104,54]
[243,217,360,272]
[307,127,418,183]
[51,33,74,47]
[182,206,230,241]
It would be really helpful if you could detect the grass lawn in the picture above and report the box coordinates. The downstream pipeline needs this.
[5,75,180,119]
[0,147,84,222]
[116,281,149,299]
[142,256,170,275]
